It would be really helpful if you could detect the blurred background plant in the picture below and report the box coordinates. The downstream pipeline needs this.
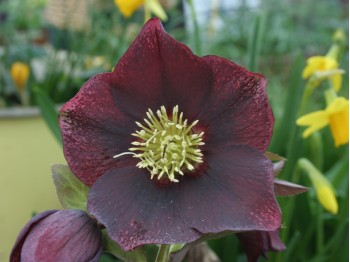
[0,0,348,261]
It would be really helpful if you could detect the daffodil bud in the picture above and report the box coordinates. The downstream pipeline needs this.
[10,62,30,93]
[332,29,346,47]
[298,158,338,214]
[10,210,103,262]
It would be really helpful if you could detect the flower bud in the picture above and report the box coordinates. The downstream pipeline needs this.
[10,210,102,262]
[298,158,338,214]
[10,62,30,93]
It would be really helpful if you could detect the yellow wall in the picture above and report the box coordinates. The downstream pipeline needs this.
[0,116,65,261]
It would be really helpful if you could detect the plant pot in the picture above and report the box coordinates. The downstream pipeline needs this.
[0,107,65,260]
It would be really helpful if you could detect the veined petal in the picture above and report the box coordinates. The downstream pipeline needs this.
[59,73,136,186]
[296,110,330,138]
[111,18,213,121]
[88,146,280,250]
[198,56,273,152]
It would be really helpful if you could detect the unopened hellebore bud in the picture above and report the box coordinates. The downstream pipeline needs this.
[10,210,103,262]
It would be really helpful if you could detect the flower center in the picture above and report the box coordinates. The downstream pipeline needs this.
[129,105,204,182]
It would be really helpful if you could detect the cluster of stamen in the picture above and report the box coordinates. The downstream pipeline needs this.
[116,105,204,182]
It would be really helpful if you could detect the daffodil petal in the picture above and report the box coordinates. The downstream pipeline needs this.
[115,0,144,17]
[327,98,349,146]
[302,63,317,79]
[302,56,338,79]
[326,97,349,113]
[331,73,342,92]
[296,111,329,138]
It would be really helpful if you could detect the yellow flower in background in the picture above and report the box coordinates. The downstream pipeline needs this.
[332,29,346,46]
[302,56,338,79]
[298,158,338,214]
[114,0,144,17]
[330,72,342,92]
[302,56,343,91]
[316,186,338,215]
[10,62,30,93]
[297,97,349,147]
[114,0,167,21]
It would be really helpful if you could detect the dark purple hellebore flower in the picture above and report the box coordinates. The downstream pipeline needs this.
[59,18,281,251]
[10,210,102,262]
[237,229,286,262]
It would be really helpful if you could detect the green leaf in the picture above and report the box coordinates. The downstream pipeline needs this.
[269,52,304,155]
[102,230,147,262]
[247,11,266,72]
[51,164,89,211]
[33,86,62,144]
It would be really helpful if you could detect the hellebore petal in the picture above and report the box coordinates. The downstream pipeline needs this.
[199,56,274,152]
[88,146,280,251]
[10,210,103,262]
[59,73,137,186]
[111,18,213,120]
[236,230,286,262]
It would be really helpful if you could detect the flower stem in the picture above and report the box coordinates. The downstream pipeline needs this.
[317,204,324,253]
[297,80,316,117]
[155,244,171,262]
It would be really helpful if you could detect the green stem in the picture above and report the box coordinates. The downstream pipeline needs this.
[155,245,171,262]
[19,91,29,107]
[187,0,202,55]
[324,88,337,106]
[316,204,324,253]
[310,132,323,170]
[297,80,316,117]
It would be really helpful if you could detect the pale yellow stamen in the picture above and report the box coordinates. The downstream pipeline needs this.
[122,105,204,182]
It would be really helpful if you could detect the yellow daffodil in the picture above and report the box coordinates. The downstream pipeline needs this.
[302,56,338,79]
[114,0,167,21]
[302,56,343,92]
[297,97,349,147]
[298,158,338,214]
[10,62,30,93]
[114,0,144,17]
